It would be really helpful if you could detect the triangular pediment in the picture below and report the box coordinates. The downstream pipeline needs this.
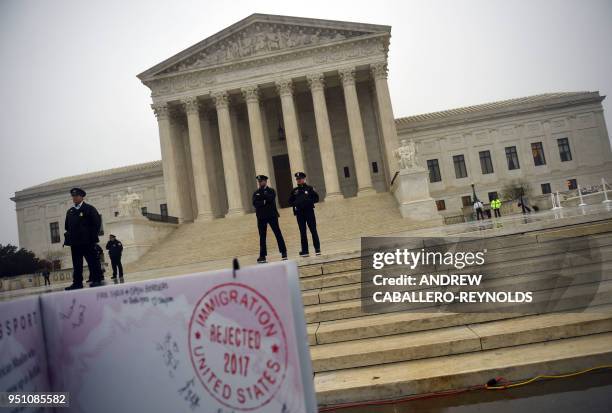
[138,14,390,80]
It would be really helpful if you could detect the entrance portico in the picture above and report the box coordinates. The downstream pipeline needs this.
[141,14,400,221]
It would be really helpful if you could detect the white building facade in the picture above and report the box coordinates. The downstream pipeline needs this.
[10,15,612,267]
[11,162,167,268]
[396,92,612,216]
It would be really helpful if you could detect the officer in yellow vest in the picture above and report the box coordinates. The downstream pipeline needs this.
[491,198,502,218]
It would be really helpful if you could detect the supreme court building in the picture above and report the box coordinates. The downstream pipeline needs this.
[11,14,612,267]
[138,14,399,221]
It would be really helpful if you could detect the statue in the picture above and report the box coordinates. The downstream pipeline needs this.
[394,139,420,170]
[117,187,143,218]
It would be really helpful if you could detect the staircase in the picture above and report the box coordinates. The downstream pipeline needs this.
[129,193,438,273]
[124,196,612,407]
[296,220,612,406]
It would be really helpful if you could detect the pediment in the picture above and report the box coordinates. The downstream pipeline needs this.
[138,14,390,80]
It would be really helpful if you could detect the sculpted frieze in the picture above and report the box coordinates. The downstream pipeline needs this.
[147,38,387,99]
[158,23,374,75]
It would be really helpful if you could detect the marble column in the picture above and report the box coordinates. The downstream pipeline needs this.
[276,79,305,175]
[213,91,245,216]
[259,99,277,191]
[200,110,221,217]
[371,62,400,184]
[307,73,342,200]
[151,102,189,221]
[339,67,374,195]
[242,86,274,184]
[182,97,214,221]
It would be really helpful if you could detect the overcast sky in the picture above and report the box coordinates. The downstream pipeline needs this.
[1,0,611,247]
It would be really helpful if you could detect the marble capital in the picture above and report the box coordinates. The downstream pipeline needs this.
[181,96,201,115]
[241,86,260,103]
[307,73,326,91]
[275,79,294,96]
[370,62,388,80]
[151,102,170,120]
[338,67,356,86]
[212,91,230,109]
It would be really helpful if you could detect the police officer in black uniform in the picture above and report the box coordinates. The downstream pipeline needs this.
[94,243,106,280]
[289,172,321,257]
[253,175,287,264]
[63,187,103,290]
[106,234,124,279]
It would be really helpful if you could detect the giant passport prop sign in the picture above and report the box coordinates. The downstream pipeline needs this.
[1,261,316,413]
[0,296,52,413]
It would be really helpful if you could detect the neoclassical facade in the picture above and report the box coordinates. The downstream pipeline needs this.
[138,14,400,221]
[396,92,612,215]
[10,15,612,267]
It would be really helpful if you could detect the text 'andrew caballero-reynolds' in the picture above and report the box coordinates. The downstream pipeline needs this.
[369,247,533,305]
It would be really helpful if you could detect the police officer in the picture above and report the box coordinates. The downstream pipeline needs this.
[106,234,124,279]
[491,197,502,218]
[289,172,321,257]
[253,175,287,264]
[94,243,106,280]
[42,268,51,286]
[63,187,103,290]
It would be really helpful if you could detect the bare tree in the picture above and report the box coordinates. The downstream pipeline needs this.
[500,179,532,201]
[44,249,66,270]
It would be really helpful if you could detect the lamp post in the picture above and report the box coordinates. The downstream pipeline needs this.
[519,185,528,214]
[471,183,478,202]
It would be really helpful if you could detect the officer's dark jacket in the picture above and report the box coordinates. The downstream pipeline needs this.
[94,244,104,258]
[289,184,319,215]
[252,186,280,219]
[106,239,124,257]
[64,202,101,246]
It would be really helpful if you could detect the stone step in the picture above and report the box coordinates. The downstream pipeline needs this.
[315,332,612,406]
[130,198,612,274]
[297,231,612,293]
[313,260,612,305]
[301,246,603,294]
[308,278,612,330]
[307,324,318,346]
[130,192,424,272]
[316,311,515,345]
[305,281,612,344]
[310,306,612,372]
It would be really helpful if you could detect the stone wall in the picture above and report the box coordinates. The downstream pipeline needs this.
[398,97,612,216]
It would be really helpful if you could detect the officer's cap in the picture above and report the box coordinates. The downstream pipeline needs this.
[294,172,306,179]
[256,175,268,181]
[70,187,86,197]
[109,234,116,238]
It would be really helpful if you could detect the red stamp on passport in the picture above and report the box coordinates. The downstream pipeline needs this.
[188,282,288,410]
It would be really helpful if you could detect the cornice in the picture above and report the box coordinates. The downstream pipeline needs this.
[13,165,164,203]
[143,34,388,100]
[138,14,390,80]
[396,94,605,134]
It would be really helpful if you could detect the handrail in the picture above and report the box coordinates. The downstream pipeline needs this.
[142,212,179,224]
[390,171,400,186]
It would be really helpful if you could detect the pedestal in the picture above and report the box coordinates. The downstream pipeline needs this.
[392,167,443,223]
[106,215,177,264]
